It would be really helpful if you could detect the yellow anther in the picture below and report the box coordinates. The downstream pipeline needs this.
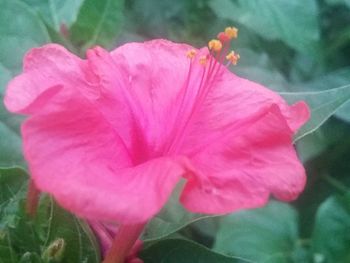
[208,39,223,52]
[226,51,240,65]
[186,49,197,59]
[199,55,207,66]
[224,27,238,39]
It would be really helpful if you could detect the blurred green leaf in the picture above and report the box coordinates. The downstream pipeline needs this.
[0,0,49,88]
[126,0,186,38]
[0,0,50,168]
[141,239,251,263]
[0,167,27,230]
[36,198,101,263]
[297,68,350,122]
[18,252,43,263]
[0,122,23,167]
[312,194,350,263]
[70,0,124,52]
[280,84,350,141]
[143,183,209,241]
[0,167,100,262]
[209,0,320,54]
[19,0,84,30]
[0,102,24,167]
[213,201,300,263]
[326,0,350,8]
[235,48,290,92]
[297,117,350,162]
[0,241,18,263]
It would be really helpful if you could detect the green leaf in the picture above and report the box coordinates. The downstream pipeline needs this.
[297,68,350,122]
[0,101,24,166]
[0,169,42,256]
[0,240,18,263]
[0,167,28,230]
[209,0,320,54]
[296,118,350,162]
[213,201,300,263]
[70,0,124,51]
[326,0,350,8]
[0,0,50,167]
[37,198,101,263]
[280,84,350,142]
[140,239,251,263]
[0,0,50,86]
[312,194,350,263]
[142,183,209,241]
[19,0,84,30]
[0,122,23,167]
[0,167,100,262]
[235,48,290,92]
[18,252,42,263]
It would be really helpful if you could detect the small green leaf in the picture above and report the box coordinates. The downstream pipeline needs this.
[312,194,350,263]
[18,252,42,263]
[0,167,28,229]
[38,198,101,263]
[0,168,100,262]
[209,0,320,54]
[143,183,209,241]
[42,238,65,262]
[280,84,350,142]
[70,0,124,51]
[140,239,251,263]
[213,201,300,263]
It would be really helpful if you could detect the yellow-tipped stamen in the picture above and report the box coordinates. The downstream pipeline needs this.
[186,49,197,59]
[226,51,240,65]
[208,39,223,52]
[199,55,208,66]
[224,27,238,39]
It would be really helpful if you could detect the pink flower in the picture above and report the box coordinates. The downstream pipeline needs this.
[4,37,309,224]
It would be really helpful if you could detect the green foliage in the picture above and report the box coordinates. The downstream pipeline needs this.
[0,0,50,83]
[143,183,209,241]
[214,201,302,263]
[0,167,101,262]
[299,68,350,122]
[70,0,125,52]
[312,194,350,263]
[0,122,23,166]
[19,0,84,30]
[280,84,350,141]
[209,0,320,54]
[141,239,251,263]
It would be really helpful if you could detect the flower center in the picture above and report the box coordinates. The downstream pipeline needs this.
[165,27,240,155]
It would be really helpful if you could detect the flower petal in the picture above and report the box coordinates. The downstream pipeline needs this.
[4,44,91,114]
[107,40,205,158]
[181,104,306,214]
[23,100,187,223]
[180,70,310,156]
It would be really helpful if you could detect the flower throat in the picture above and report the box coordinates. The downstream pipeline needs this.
[166,27,240,155]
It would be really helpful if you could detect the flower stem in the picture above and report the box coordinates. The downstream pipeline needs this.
[102,223,146,263]
[26,179,41,218]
